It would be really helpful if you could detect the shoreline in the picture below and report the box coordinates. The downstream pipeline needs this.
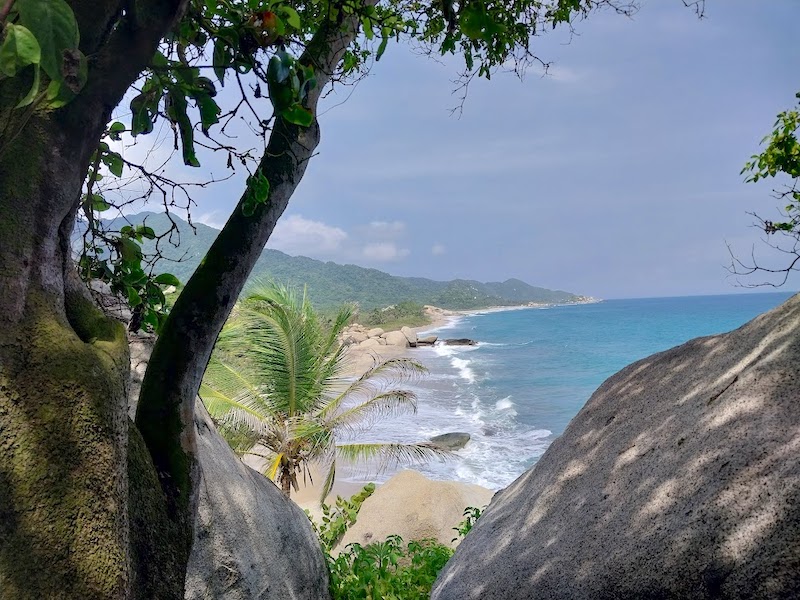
[294,299,601,509]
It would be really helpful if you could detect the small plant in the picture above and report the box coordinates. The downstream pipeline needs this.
[307,483,376,553]
[328,535,453,600]
[451,505,483,542]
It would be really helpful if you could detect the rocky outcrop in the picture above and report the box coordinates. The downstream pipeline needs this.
[443,338,477,346]
[401,326,418,347]
[338,470,493,551]
[186,403,330,600]
[418,335,438,346]
[433,294,800,599]
[367,327,385,338]
[430,432,471,451]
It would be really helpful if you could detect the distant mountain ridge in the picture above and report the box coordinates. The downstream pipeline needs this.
[97,212,588,310]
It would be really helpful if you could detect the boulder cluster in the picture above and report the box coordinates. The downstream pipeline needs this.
[341,324,437,349]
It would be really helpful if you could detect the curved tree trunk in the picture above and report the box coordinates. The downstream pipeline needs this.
[136,0,373,523]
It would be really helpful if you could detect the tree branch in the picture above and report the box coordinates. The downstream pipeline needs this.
[135,0,372,532]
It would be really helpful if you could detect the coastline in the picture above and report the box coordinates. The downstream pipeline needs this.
[294,299,601,510]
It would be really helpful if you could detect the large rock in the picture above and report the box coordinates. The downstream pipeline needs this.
[338,470,493,551]
[433,294,800,599]
[186,402,330,600]
[430,432,471,451]
[359,338,382,349]
[443,338,477,346]
[367,327,385,338]
[384,330,410,347]
[401,326,418,347]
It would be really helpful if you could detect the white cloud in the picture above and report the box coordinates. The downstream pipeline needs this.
[269,215,348,255]
[431,244,446,256]
[362,242,410,262]
[366,220,406,238]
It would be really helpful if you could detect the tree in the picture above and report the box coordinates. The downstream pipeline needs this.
[0,0,639,597]
[200,283,443,500]
[730,92,800,286]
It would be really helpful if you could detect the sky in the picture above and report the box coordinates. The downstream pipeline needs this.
[118,0,800,300]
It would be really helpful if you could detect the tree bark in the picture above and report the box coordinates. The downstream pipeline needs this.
[0,2,188,597]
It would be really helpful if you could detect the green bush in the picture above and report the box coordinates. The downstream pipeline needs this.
[329,535,453,600]
[307,485,484,600]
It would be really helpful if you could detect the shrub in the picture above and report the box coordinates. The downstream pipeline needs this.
[308,485,484,600]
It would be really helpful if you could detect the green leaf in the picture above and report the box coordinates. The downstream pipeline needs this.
[89,193,111,212]
[130,94,154,136]
[126,286,143,307]
[281,105,313,127]
[108,121,126,141]
[15,0,79,82]
[119,237,143,265]
[136,225,156,240]
[153,273,181,287]
[0,24,41,76]
[15,63,40,108]
[165,91,200,167]
[103,151,124,177]
[279,5,302,29]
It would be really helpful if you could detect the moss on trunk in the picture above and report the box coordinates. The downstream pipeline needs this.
[0,294,131,598]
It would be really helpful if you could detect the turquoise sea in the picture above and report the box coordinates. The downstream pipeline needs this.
[341,291,796,490]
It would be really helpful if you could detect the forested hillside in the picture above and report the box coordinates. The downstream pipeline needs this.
[87,212,585,310]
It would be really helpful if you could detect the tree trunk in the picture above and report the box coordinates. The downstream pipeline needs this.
[0,2,189,597]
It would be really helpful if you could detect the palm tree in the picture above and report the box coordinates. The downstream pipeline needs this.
[200,282,445,500]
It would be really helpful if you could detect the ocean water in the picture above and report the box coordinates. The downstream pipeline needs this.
[338,292,795,491]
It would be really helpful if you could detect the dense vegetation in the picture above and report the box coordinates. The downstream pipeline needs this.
[359,301,430,330]
[98,212,586,310]
[309,485,483,600]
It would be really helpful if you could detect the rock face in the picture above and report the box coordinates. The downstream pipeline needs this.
[401,326,418,347]
[433,294,800,600]
[186,402,331,600]
[338,470,493,551]
[384,330,410,347]
[430,432,471,451]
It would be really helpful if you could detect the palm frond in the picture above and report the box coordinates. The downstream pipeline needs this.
[335,442,450,473]
[325,390,419,435]
[319,358,427,419]
[320,460,336,504]
[265,452,283,481]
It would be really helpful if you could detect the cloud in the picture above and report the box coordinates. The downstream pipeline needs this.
[431,244,446,256]
[269,215,348,255]
[364,220,406,239]
[362,242,410,262]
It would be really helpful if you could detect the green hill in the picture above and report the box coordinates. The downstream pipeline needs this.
[89,212,587,310]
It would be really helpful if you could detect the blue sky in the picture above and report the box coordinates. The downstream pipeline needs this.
[128,1,800,299]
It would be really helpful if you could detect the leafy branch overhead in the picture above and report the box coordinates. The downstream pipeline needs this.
[1,0,635,335]
[732,92,800,286]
